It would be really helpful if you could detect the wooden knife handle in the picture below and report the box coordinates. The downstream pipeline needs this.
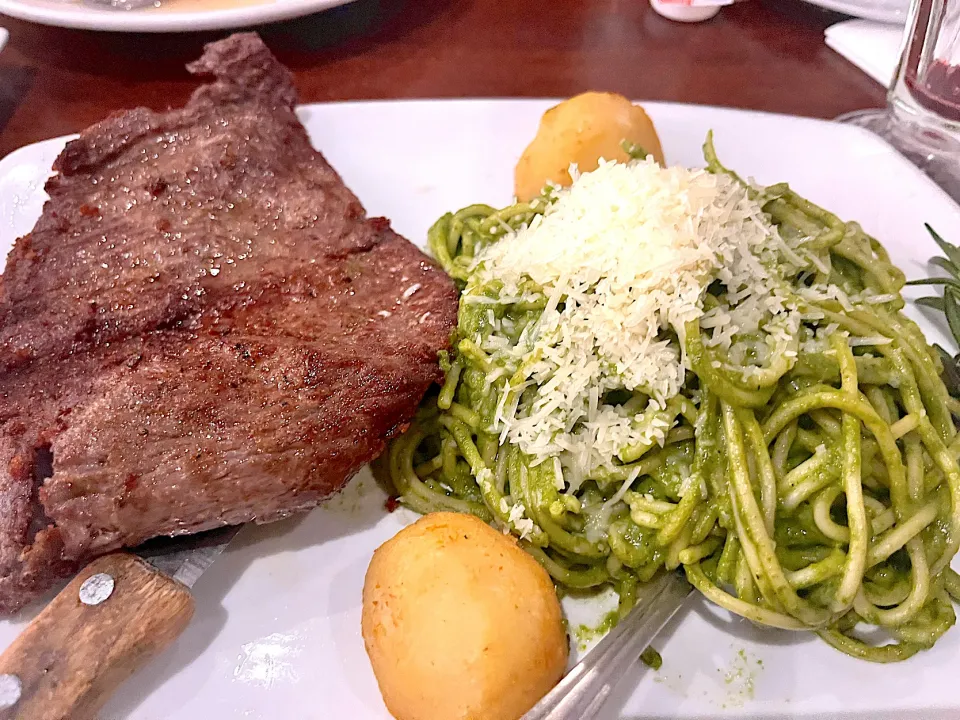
[0,552,195,720]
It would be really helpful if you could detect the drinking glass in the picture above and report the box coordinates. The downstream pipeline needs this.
[837,0,960,203]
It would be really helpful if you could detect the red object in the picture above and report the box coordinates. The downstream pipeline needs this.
[385,496,401,513]
[906,60,960,122]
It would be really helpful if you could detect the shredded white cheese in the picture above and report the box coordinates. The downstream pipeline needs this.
[467,158,803,473]
[508,502,536,540]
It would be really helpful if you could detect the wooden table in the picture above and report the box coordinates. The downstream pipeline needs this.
[0,0,883,157]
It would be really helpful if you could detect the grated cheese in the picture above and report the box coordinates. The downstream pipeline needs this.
[508,502,536,540]
[466,158,803,471]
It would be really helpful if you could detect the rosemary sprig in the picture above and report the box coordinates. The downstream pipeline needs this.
[906,224,960,397]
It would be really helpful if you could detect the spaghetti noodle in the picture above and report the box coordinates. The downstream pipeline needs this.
[383,134,960,662]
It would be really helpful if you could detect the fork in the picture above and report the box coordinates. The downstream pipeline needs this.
[522,571,693,720]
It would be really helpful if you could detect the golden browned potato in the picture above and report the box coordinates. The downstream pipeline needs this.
[362,512,568,720]
[514,91,666,201]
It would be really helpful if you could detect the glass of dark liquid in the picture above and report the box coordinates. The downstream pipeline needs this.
[838,0,960,203]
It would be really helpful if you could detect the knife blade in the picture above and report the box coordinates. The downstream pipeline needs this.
[135,524,242,588]
[0,524,242,720]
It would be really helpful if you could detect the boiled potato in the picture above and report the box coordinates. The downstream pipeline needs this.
[362,512,568,720]
[514,91,666,201]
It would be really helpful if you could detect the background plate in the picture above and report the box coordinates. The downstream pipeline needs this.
[0,100,959,719]
[0,0,356,33]
[799,0,907,24]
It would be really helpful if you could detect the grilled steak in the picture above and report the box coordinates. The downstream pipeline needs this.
[0,33,458,613]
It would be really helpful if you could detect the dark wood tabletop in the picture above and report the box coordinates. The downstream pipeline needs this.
[0,0,883,158]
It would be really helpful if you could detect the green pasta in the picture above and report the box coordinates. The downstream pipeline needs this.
[383,133,960,662]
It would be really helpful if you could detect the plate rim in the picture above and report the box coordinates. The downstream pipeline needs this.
[3,97,954,216]
[0,0,356,32]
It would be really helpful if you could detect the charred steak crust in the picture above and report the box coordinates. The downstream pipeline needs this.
[0,33,458,613]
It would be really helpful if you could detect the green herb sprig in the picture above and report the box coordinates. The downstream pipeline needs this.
[905,224,960,396]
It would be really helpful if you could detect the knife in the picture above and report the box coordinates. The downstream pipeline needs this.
[0,524,241,720]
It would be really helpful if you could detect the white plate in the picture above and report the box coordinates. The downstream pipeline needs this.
[1,100,959,720]
[0,0,355,33]
[799,0,907,24]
